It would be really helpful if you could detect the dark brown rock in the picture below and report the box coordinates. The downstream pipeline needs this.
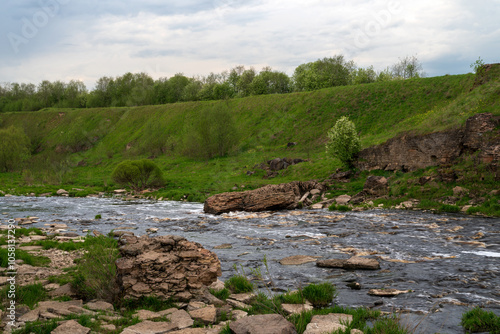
[116,235,221,301]
[355,113,500,171]
[363,176,389,196]
[204,181,325,214]
[229,314,297,334]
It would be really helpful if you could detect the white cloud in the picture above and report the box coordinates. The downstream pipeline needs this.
[0,0,498,88]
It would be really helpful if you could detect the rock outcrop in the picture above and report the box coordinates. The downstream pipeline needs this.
[115,234,221,301]
[355,113,500,171]
[204,181,325,215]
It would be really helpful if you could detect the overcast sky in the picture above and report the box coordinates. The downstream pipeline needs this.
[1,0,499,89]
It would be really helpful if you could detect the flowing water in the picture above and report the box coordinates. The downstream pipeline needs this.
[1,196,499,333]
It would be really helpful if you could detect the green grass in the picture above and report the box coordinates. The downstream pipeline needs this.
[0,248,50,267]
[0,283,48,309]
[0,68,499,216]
[22,239,85,252]
[224,274,254,294]
[302,282,337,308]
[209,287,230,301]
[461,307,500,333]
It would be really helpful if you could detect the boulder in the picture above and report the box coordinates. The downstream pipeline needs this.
[121,320,178,334]
[303,313,353,334]
[282,303,313,315]
[229,314,297,334]
[188,305,216,324]
[51,320,90,334]
[56,189,68,196]
[368,288,410,297]
[363,176,388,196]
[115,235,221,301]
[204,181,325,215]
[316,257,380,270]
[335,195,351,205]
[279,255,319,265]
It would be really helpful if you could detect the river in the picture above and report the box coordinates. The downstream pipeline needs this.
[1,196,499,333]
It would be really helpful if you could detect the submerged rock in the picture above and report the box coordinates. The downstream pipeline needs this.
[316,256,380,270]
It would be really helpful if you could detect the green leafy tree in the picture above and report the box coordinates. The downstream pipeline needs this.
[0,125,30,172]
[391,55,424,79]
[293,55,355,91]
[111,159,165,191]
[182,106,238,159]
[470,56,486,75]
[326,116,361,168]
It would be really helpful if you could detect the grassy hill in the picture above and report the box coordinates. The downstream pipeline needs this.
[0,66,499,214]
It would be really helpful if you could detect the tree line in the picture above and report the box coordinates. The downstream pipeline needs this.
[0,55,424,112]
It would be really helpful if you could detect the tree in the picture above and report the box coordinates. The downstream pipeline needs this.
[293,55,355,91]
[111,159,165,191]
[326,116,361,169]
[182,106,238,159]
[391,55,424,79]
[0,125,30,172]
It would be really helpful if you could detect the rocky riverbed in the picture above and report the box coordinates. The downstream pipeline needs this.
[1,196,499,333]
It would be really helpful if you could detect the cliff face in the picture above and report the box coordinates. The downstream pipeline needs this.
[355,113,500,172]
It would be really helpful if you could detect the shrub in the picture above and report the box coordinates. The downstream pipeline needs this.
[326,116,361,169]
[210,287,230,301]
[0,125,30,172]
[461,307,500,333]
[71,235,120,302]
[224,274,254,294]
[302,282,337,308]
[111,159,165,191]
[182,106,238,160]
[439,204,460,213]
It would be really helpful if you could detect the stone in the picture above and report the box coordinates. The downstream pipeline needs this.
[368,288,410,297]
[51,319,90,334]
[114,189,127,194]
[135,309,162,321]
[168,309,195,329]
[363,176,389,196]
[85,300,114,312]
[228,293,256,304]
[355,113,500,171]
[231,310,248,320]
[121,320,178,334]
[101,324,117,331]
[116,235,221,301]
[189,305,216,324]
[344,256,380,270]
[56,189,69,195]
[18,309,40,322]
[229,314,297,334]
[282,303,314,315]
[226,298,249,309]
[310,203,324,209]
[279,255,319,265]
[208,279,225,291]
[335,195,351,205]
[461,205,473,213]
[204,181,325,214]
[310,189,321,195]
[304,313,353,334]
[316,257,380,270]
[168,329,219,334]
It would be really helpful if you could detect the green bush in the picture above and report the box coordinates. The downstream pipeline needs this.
[302,282,337,308]
[210,287,230,301]
[0,125,30,172]
[71,235,120,302]
[111,159,165,191]
[224,274,254,294]
[182,106,239,160]
[461,307,500,333]
[326,116,361,169]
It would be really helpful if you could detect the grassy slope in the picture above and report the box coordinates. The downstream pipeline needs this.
[0,68,499,210]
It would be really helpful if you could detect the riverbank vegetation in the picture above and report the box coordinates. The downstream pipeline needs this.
[0,64,499,216]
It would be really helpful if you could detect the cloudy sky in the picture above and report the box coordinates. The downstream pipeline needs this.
[0,0,499,89]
